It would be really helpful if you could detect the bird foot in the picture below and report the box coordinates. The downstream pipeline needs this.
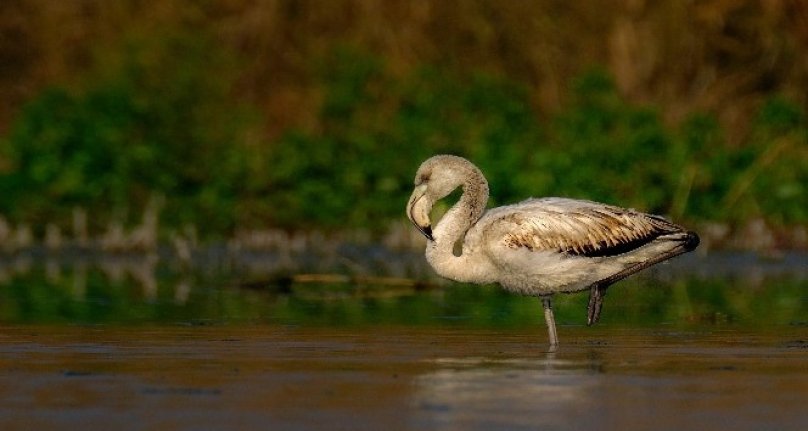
[587,284,606,326]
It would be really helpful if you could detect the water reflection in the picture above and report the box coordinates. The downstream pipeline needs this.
[410,331,808,431]
[413,361,594,430]
[410,340,608,430]
[0,249,805,327]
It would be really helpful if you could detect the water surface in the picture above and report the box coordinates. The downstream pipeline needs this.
[0,251,806,430]
[1,325,805,431]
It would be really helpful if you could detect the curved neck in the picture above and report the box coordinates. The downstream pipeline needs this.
[425,170,493,283]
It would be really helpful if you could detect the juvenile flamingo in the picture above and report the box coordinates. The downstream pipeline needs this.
[406,155,699,347]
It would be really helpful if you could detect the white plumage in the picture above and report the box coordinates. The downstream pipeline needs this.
[406,155,699,347]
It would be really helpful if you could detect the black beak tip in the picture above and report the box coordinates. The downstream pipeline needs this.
[422,225,434,241]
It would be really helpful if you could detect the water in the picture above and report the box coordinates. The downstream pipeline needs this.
[0,250,806,430]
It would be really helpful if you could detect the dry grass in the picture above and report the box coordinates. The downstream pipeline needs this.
[1,0,806,144]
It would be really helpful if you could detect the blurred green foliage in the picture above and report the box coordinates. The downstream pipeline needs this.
[262,48,542,228]
[256,52,808,231]
[1,46,806,239]
[0,31,251,235]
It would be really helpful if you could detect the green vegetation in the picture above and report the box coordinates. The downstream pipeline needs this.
[2,0,808,242]
[1,44,805,241]
[534,73,808,226]
[0,32,250,235]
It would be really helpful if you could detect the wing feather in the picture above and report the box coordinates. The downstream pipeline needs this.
[486,198,682,257]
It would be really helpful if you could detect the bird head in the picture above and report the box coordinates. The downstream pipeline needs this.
[406,155,476,242]
[407,183,434,241]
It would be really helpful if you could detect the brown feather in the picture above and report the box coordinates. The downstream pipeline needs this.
[499,204,679,257]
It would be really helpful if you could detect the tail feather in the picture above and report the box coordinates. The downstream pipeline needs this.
[682,231,700,251]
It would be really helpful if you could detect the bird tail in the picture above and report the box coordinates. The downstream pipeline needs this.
[682,231,700,252]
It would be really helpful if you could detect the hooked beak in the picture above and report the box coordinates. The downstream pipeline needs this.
[406,184,434,241]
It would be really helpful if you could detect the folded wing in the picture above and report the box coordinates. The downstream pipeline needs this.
[486,198,682,258]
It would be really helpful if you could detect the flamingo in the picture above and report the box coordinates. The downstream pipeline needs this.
[406,155,699,347]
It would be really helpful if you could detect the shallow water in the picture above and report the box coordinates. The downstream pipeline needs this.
[0,325,805,431]
[0,251,806,430]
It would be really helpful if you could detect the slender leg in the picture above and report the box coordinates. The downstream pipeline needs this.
[542,296,559,347]
[587,283,606,326]
[585,238,696,326]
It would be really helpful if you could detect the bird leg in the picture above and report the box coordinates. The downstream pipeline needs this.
[541,296,559,347]
[585,238,697,327]
[587,283,607,326]
[586,240,695,327]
